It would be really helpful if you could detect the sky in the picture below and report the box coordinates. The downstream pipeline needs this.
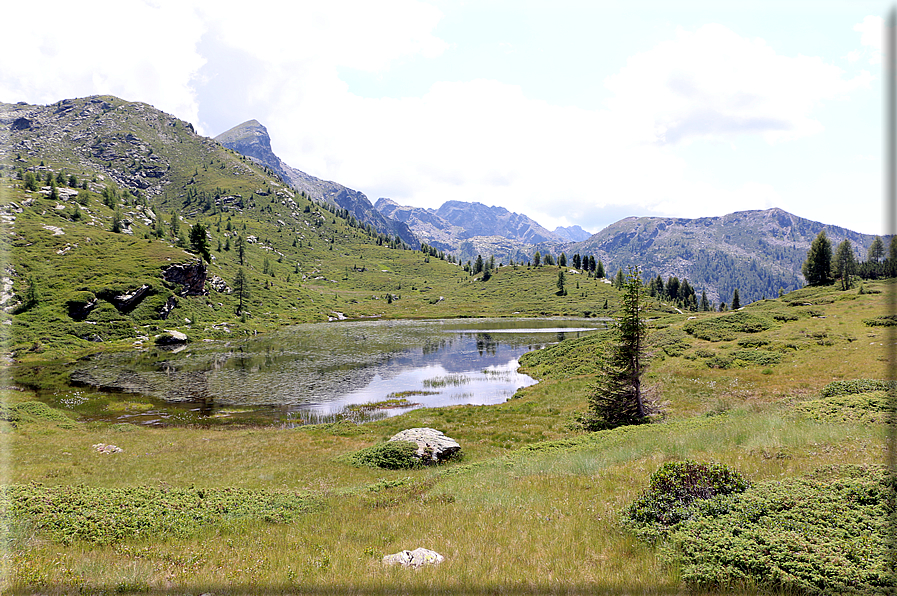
[0,1,890,236]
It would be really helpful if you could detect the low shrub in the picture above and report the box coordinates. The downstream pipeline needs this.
[730,349,781,366]
[1,484,318,545]
[863,315,897,327]
[668,465,895,595]
[0,401,75,427]
[347,440,421,470]
[820,379,897,397]
[796,390,894,424]
[683,312,775,342]
[649,328,691,357]
[622,460,749,541]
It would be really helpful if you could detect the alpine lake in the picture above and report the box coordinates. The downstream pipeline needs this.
[34,318,608,426]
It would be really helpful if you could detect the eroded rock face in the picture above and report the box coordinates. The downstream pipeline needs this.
[382,548,444,568]
[388,428,461,464]
[162,261,207,296]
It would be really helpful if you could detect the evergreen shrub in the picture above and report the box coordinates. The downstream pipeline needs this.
[348,440,421,470]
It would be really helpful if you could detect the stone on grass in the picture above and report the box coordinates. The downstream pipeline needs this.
[388,428,460,464]
[93,443,122,454]
[382,548,444,568]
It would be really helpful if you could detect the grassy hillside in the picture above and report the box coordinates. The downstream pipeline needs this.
[1,281,891,594]
[0,96,632,359]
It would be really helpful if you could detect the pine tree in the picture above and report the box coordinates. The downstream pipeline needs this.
[834,239,856,290]
[233,268,250,315]
[802,230,833,286]
[189,223,211,262]
[732,289,740,310]
[557,270,566,295]
[700,290,710,311]
[584,267,652,430]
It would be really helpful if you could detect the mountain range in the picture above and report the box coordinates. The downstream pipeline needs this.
[212,117,876,304]
[0,95,878,311]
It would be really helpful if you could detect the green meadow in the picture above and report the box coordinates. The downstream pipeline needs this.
[1,276,892,594]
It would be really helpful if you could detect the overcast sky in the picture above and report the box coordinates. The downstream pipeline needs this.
[1,1,889,235]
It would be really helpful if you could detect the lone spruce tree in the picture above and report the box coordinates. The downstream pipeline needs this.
[584,266,652,430]
[802,230,833,286]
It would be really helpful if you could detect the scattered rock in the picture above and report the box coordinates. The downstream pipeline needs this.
[110,284,151,313]
[93,443,122,454]
[158,295,177,320]
[155,330,188,345]
[209,275,231,293]
[382,548,444,568]
[388,428,461,464]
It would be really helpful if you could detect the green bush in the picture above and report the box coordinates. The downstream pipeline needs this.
[649,328,691,357]
[0,401,75,427]
[348,440,421,470]
[683,312,775,342]
[796,391,894,424]
[668,465,895,595]
[1,484,318,545]
[622,460,749,541]
[863,315,897,327]
[821,379,897,397]
[730,349,781,366]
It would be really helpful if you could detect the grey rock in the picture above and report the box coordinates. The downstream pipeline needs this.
[110,284,151,313]
[388,428,460,464]
[155,330,188,345]
[382,548,444,568]
[162,261,207,296]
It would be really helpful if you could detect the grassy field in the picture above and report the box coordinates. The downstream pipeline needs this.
[1,279,893,594]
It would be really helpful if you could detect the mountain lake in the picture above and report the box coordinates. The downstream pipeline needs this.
[40,318,608,426]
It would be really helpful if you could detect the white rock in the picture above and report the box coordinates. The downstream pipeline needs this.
[388,428,461,464]
[382,548,444,568]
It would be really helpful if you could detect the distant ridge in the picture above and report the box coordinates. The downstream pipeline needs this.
[572,207,877,305]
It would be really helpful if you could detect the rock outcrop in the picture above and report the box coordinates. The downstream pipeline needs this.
[382,548,444,568]
[162,261,207,296]
[215,120,419,248]
[388,428,461,464]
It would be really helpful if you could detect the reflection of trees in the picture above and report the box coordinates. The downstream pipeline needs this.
[476,333,497,357]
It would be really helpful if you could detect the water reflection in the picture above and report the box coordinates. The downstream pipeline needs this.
[65,318,606,423]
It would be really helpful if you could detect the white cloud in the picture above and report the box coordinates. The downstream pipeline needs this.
[0,0,207,128]
[604,24,872,145]
[853,15,883,65]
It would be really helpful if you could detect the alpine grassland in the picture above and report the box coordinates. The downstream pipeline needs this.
[0,97,893,594]
[1,276,892,594]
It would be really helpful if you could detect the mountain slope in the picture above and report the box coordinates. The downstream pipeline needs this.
[214,120,418,248]
[553,225,592,242]
[374,197,568,263]
[573,208,876,305]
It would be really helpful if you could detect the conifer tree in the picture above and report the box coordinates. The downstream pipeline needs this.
[233,268,249,315]
[802,230,833,286]
[833,239,856,290]
[584,267,652,430]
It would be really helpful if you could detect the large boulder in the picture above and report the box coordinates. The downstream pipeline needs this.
[162,261,207,296]
[388,428,460,464]
[382,548,444,568]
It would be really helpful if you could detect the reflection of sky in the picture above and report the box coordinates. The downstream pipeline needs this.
[75,319,604,411]
[311,359,536,416]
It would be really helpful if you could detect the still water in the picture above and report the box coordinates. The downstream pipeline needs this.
[61,318,606,425]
